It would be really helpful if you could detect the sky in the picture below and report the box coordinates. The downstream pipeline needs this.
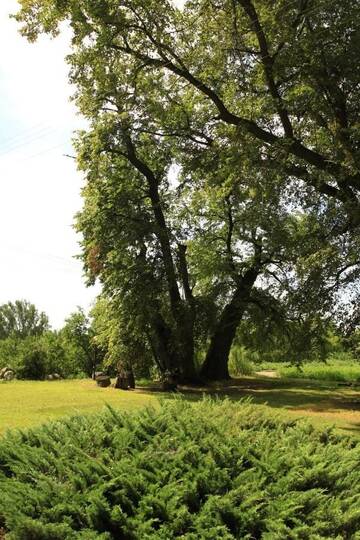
[0,0,101,328]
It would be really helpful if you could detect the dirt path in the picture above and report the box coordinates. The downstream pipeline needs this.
[255,370,279,378]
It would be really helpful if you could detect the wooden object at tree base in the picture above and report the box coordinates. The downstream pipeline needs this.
[95,375,111,388]
[161,374,178,391]
[114,367,135,390]
[93,371,105,380]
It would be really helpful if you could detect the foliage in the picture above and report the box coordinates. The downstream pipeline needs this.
[0,300,88,380]
[0,300,49,339]
[0,399,360,539]
[0,335,57,380]
[60,308,104,378]
[344,329,360,360]
[15,339,48,380]
[235,314,346,365]
[91,297,153,378]
[228,346,256,376]
[0,330,95,381]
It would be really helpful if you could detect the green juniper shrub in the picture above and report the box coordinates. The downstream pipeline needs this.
[0,399,359,539]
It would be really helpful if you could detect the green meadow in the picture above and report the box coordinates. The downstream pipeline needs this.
[1,377,359,438]
[278,361,360,384]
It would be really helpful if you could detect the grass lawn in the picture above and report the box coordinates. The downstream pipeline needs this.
[257,358,360,383]
[0,377,359,437]
[0,379,158,434]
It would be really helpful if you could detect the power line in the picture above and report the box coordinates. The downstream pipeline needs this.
[0,123,49,147]
[3,243,81,269]
[21,142,70,162]
[0,128,68,157]
[0,125,54,152]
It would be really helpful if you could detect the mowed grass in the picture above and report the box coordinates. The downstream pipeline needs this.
[0,377,359,438]
[0,379,157,434]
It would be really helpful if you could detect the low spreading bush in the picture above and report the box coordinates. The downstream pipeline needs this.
[0,399,359,539]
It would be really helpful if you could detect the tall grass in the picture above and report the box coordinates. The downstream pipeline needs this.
[228,346,257,376]
[279,355,360,383]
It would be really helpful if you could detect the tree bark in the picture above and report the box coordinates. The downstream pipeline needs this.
[201,267,259,380]
[175,244,198,383]
[174,309,198,383]
[149,313,198,384]
[149,313,175,373]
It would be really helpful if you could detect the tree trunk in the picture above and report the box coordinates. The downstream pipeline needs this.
[149,310,198,384]
[122,130,199,381]
[175,313,198,383]
[149,313,175,373]
[201,268,259,381]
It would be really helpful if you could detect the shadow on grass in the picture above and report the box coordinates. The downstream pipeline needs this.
[136,376,360,436]
[341,422,360,433]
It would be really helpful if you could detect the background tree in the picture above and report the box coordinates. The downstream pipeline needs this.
[0,300,49,339]
[60,308,104,378]
[91,296,154,378]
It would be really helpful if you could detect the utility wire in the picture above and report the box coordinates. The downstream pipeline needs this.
[21,142,70,162]
[0,125,55,150]
[0,128,68,157]
[0,122,46,146]
[3,244,81,270]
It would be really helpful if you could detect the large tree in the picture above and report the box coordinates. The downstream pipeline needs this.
[14,0,360,381]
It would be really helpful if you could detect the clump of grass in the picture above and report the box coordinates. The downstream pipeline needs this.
[257,361,287,372]
[228,346,256,376]
[0,399,359,539]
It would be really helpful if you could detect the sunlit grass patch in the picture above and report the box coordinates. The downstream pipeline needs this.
[0,379,157,434]
[279,361,360,384]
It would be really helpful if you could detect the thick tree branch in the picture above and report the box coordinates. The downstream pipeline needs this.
[119,126,182,311]
[237,0,294,138]
[177,244,195,309]
[224,195,237,277]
